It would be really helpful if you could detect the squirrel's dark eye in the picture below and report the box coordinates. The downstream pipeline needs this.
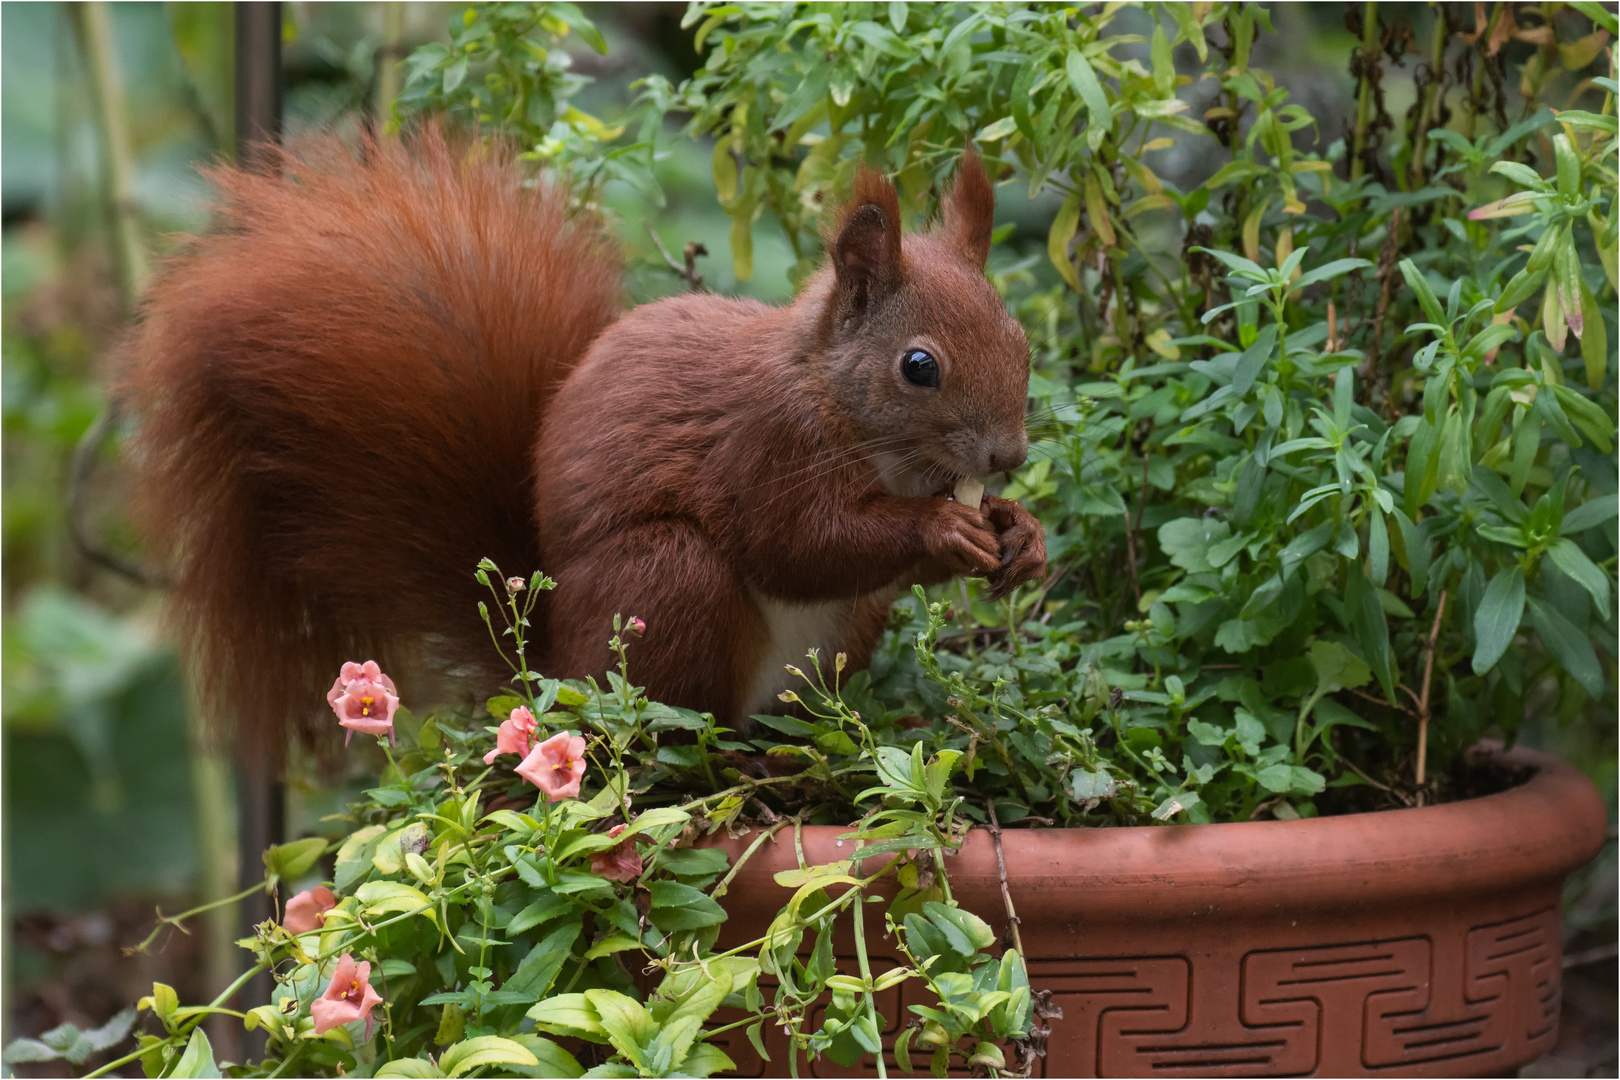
[900,349,939,389]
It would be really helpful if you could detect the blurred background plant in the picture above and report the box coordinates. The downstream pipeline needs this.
[2,1,1614,1076]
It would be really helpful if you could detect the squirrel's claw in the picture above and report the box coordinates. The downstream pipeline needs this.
[982,495,1047,599]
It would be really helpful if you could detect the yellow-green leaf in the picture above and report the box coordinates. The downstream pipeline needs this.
[1242,198,1271,264]
[439,1036,538,1078]
[1046,190,1082,291]
[374,1059,444,1078]
[730,212,754,282]
[1579,278,1607,390]
[712,139,738,204]
[265,837,328,882]
[1084,172,1116,247]
[355,881,438,927]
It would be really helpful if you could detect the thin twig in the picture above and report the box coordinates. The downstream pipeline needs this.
[644,224,707,291]
[985,801,1024,959]
[1350,686,1414,718]
[1415,588,1448,793]
[1341,754,1393,792]
[68,397,162,585]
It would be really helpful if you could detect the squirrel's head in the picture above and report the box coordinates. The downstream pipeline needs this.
[809,153,1029,496]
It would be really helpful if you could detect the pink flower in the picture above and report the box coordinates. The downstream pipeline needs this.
[283,886,336,935]
[327,661,399,746]
[506,576,526,594]
[516,731,587,801]
[626,616,646,636]
[590,824,646,883]
[483,706,539,765]
[311,953,384,1038]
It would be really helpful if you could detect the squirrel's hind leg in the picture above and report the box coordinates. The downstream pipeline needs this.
[545,521,765,731]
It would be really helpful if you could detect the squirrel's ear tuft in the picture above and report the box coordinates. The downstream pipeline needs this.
[943,151,994,268]
[831,169,903,315]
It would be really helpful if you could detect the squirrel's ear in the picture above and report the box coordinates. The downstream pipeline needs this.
[943,151,994,268]
[831,169,902,316]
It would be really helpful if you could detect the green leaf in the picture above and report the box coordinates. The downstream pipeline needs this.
[1495,267,1547,313]
[1398,259,1446,326]
[1368,509,1389,585]
[1289,258,1373,292]
[440,1037,539,1078]
[1567,1,1619,32]
[1230,324,1279,396]
[1065,49,1112,137]
[1553,133,1581,199]
[528,994,608,1042]
[1471,465,1528,523]
[1307,639,1372,697]
[1526,597,1605,697]
[506,919,585,999]
[1158,517,1232,573]
[1047,190,1082,291]
[679,1043,739,1078]
[1546,539,1612,619]
[1578,278,1608,389]
[585,990,657,1071]
[647,881,726,930]
[355,881,439,928]
[1345,566,1396,702]
[374,1058,445,1078]
[1562,495,1619,534]
[1405,418,1441,517]
[169,1029,220,1079]
[1471,566,1526,674]
[513,1035,584,1079]
[264,837,328,883]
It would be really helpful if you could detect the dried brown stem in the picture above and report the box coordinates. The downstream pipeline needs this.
[985,800,1024,959]
[1415,588,1449,793]
[644,225,708,291]
[1361,206,1402,402]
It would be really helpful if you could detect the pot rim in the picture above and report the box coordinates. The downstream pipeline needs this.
[720,742,1610,919]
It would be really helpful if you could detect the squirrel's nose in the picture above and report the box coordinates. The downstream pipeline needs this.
[986,432,1028,474]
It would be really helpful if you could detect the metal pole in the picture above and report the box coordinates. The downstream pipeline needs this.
[232,3,284,1063]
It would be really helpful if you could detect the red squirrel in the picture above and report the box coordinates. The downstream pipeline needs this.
[126,127,1046,759]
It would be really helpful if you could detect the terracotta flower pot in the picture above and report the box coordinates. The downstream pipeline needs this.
[709,743,1608,1078]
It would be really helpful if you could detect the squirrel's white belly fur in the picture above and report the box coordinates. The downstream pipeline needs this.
[742,593,862,721]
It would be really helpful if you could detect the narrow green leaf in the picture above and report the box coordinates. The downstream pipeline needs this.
[1561,495,1619,534]
[1526,596,1605,696]
[1471,566,1526,674]
[1065,49,1111,132]
[1399,259,1446,325]
[1345,565,1396,702]
[1546,538,1612,619]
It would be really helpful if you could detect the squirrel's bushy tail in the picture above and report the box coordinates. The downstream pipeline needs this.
[126,126,621,762]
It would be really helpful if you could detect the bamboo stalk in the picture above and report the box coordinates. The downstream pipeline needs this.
[375,2,405,126]
[68,1,147,305]
[1350,2,1381,181]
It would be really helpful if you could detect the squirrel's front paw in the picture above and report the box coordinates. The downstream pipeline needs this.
[982,494,1047,599]
[924,499,1002,577]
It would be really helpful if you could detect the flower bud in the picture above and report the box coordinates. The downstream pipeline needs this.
[626,616,646,635]
[506,576,526,594]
